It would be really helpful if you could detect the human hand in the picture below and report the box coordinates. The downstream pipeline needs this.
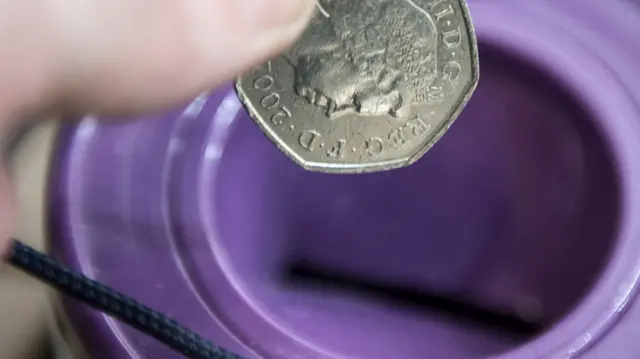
[0,0,316,254]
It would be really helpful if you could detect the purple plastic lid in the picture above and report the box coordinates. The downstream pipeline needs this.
[49,1,640,358]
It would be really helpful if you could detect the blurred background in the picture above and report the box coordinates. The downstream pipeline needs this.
[2,121,57,359]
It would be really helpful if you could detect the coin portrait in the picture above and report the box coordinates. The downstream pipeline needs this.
[236,0,479,173]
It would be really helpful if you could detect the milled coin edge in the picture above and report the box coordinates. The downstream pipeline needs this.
[405,0,480,168]
[234,77,411,175]
[233,78,333,173]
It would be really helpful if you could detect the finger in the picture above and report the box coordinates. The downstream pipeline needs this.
[39,0,316,116]
[0,0,315,256]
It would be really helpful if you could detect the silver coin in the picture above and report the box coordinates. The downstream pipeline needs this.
[236,0,479,174]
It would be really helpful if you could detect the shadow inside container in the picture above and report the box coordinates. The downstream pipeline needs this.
[284,262,542,336]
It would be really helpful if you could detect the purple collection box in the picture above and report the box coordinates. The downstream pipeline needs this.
[48,0,640,358]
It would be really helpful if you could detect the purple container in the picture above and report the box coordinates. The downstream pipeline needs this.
[48,1,640,358]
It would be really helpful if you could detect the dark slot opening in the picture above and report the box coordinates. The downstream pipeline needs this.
[283,261,542,338]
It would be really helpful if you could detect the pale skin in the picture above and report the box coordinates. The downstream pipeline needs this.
[0,0,316,255]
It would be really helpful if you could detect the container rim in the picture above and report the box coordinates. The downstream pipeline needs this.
[471,2,640,358]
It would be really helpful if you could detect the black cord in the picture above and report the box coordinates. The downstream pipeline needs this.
[8,239,248,359]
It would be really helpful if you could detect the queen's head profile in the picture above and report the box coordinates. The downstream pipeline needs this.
[286,0,439,119]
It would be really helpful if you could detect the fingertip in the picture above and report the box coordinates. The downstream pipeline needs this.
[190,0,317,88]
[243,0,316,32]
[248,0,317,64]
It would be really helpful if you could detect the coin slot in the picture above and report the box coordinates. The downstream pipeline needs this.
[282,261,542,337]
